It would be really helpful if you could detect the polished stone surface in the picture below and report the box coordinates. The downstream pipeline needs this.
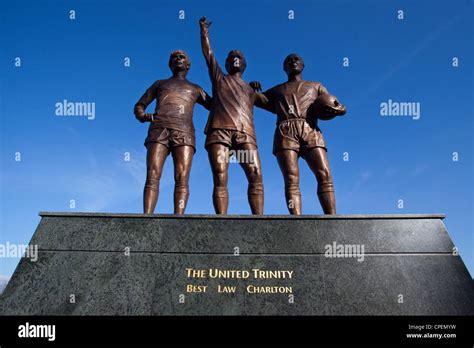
[30,214,452,253]
[0,213,472,315]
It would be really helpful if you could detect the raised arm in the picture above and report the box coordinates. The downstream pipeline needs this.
[199,17,213,66]
[134,81,159,123]
[199,16,222,81]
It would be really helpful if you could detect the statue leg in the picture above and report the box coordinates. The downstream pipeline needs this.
[303,147,336,215]
[239,144,264,215]
[276,150,301,215]
[171,145,194,214]
[144,143,169,214]
[207,143,230,214]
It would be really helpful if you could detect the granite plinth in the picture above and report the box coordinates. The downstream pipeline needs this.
[0,213,472,315]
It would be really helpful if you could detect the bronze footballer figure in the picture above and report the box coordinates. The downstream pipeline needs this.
[253,54,346,215]
[134,50,212,214]
[199,17,267,215]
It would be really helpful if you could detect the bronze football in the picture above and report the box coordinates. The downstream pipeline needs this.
[310,93,346,121]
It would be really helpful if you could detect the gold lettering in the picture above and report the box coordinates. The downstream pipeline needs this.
[217,284,237,293]
[251,269,294,279]
[186,284,208,293]
[246,285,293,294]
[209,269,250,279]
[186,268,207,278]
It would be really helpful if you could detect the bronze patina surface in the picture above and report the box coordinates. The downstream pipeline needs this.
[134,50,212,214]
[200,17,267,215]
[253,53,346,215]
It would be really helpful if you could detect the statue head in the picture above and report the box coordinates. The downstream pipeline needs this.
[169,50,191,74]
[283,53,305,76]
[225,50,247,75]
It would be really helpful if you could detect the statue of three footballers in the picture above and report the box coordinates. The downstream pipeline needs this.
[134,17,347,216]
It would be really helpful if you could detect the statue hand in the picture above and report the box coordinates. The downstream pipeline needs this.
[144,113,156,122]
[249,81,262,92]
[199,16,212,29]
[136,113,147,123]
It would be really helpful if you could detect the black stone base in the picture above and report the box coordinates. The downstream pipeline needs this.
[0,213,472,315]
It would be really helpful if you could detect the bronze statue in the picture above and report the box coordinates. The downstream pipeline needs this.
[252,54,346,215]
[199,17,266,214]
[134,50,212,214]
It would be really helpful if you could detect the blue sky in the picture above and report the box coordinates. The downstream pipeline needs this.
[1,0,472,279]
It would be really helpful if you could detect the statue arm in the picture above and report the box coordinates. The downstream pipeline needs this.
[199,17,222,82]
[308,83,346,120]
[318,83,329,96]
[250,81,275,113]
[254,92,272,111]
[134,81,159,123]
[319,83,346,115]
[197,87,213,111]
